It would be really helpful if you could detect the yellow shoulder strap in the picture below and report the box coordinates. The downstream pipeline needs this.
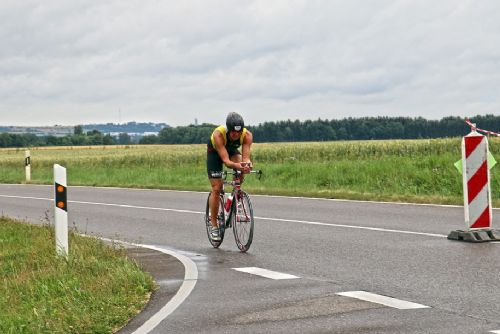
[240,128,248,145]
[210,125,227,147]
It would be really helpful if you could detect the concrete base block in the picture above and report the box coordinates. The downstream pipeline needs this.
[447,229,500,242]
[489,229,500,239]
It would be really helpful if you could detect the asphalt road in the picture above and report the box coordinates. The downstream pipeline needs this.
[1,184,500,334]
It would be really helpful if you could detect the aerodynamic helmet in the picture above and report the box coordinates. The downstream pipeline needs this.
[226,112,244,132]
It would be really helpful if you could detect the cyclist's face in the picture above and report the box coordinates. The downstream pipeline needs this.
[229,130,242,141]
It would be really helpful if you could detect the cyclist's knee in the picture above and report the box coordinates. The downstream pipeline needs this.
[209,178,222,192]
[211,185,222,196]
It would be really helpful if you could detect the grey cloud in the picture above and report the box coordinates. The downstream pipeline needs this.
[1,0,500,126]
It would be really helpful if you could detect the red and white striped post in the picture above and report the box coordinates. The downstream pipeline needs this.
[448,122,497,242]
[461,130,492,230]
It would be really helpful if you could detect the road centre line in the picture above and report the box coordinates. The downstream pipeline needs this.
[0,194,199,214]
[336,291,430,310]
[233,267,300,280]
[256,216,447,238]
[0,194,448,238]
[6,184,500,211]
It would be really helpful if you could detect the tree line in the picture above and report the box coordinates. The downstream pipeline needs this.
[143,114,500,144]
[0,115,498,148]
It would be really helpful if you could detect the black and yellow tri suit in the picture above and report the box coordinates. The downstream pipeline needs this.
[207,125,248,178]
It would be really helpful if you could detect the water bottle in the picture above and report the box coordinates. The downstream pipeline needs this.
[224,194,233,213]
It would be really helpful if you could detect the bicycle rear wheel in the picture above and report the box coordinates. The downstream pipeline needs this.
[205,193,225,248]
[232,190,254,252]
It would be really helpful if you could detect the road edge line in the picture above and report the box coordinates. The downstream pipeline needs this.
[98,238,198,334]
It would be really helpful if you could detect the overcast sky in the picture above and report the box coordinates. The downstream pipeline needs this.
[1,1,499,127]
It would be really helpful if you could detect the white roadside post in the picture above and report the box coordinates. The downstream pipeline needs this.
[25,150,31,182]
[54,164,69,258]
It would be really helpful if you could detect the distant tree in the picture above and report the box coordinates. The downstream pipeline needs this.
[0,133,12,147]
[71,134,87,146]
[74,125,84,135]
[86,129,101,136]
[86,130,103,145]
[46,136,60,146]
[118,132,131,145]
[139,135,160,144]
[103,134,116,145]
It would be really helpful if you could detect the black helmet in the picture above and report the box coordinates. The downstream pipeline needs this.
[226,112,244,131]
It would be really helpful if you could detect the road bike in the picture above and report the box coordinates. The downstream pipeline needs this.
[205,166,262,252]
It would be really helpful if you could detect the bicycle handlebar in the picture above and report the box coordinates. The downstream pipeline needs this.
[222,168,263,181]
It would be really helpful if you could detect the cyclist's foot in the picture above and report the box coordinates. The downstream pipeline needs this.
[210,226,221,241]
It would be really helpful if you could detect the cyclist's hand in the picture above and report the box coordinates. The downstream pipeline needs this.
[241,162,253,174]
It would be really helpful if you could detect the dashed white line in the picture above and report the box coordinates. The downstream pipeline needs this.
[336,291,431,310]
[233,267,300,280]
[489,330,500,333]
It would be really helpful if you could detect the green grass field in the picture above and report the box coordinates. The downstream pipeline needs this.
[0,217,154,334]
[0,138,498,206]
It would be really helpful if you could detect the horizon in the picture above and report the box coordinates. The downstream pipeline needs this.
[0,113,492,129]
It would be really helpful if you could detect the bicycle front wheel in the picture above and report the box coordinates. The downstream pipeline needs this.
[232,190,254,252]
[205,193,225,248]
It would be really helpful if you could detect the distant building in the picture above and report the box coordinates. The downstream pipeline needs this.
[0,122,167,138]
[0,126,73,137]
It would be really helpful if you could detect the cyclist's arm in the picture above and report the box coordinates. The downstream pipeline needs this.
[213,131,240,170]
[241,131,253,168]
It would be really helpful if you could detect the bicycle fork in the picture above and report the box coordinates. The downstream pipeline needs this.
[228,192,250,225]
[224,191,240,228]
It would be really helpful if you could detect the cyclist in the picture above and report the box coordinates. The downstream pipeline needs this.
[207,112,253,241]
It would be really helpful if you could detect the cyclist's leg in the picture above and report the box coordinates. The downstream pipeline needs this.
[229,149,242,164]
[207,149,224,228]
[230,153,241,164]
[209,178,222,227]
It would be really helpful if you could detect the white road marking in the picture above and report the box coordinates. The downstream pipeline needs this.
[233,267,299,280]
[99,238,198,334]
[336,291,430,310]
[0,183,478,209]
[0,194,449,238]
[5,184,500,212]
[0,194,50,202]
[256,216,448,238]
[0,194,201,214]
[490,331,500,334]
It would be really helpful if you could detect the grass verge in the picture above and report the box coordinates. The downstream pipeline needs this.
[0,139,498,206]
[0,216,155,334]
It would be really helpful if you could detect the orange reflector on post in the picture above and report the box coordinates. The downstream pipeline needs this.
[55,182,67,212]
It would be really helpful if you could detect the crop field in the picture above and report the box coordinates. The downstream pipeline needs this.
[0,138,498,206]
